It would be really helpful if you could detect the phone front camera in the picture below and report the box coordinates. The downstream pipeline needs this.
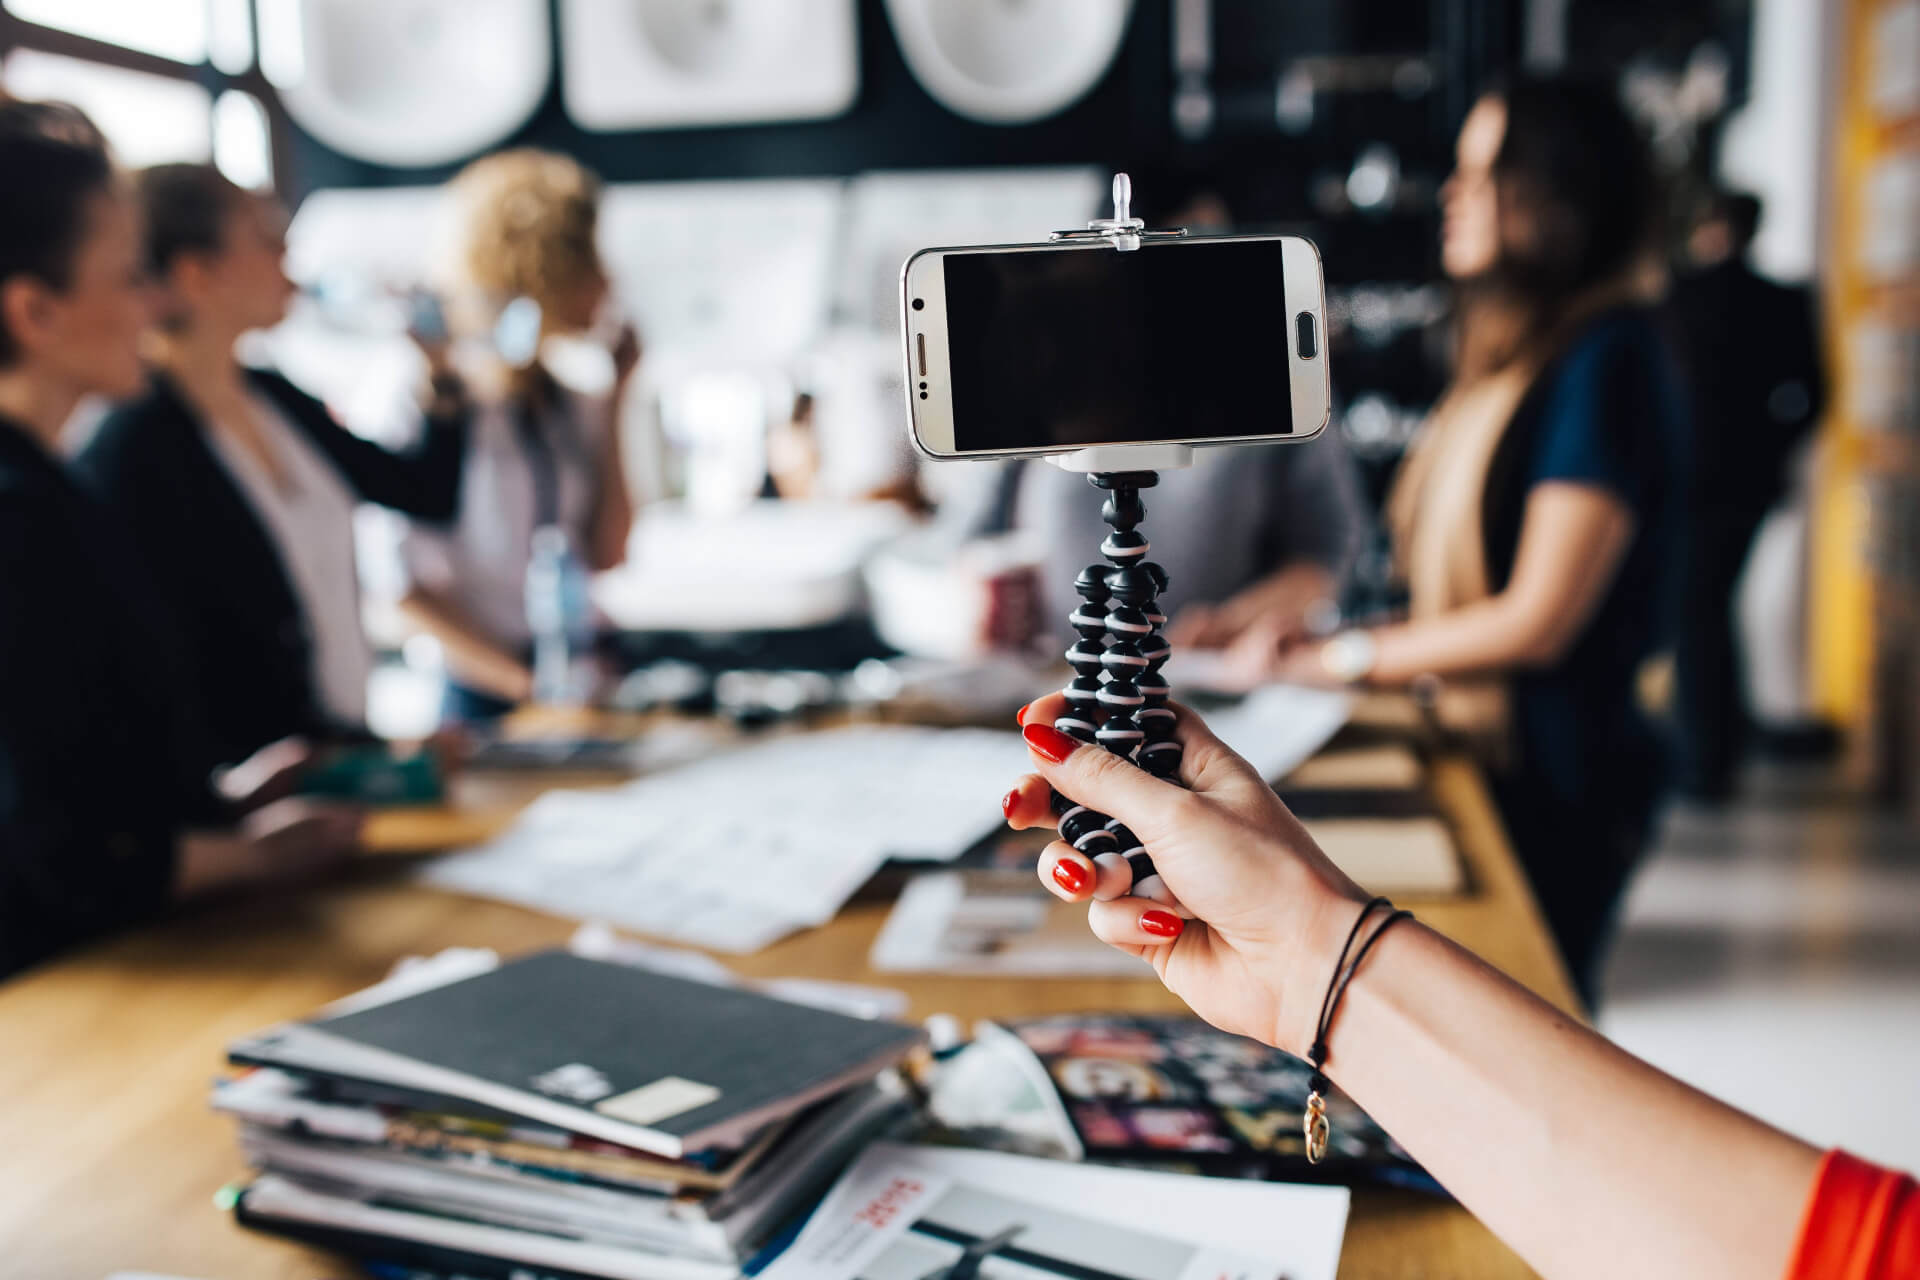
[912,298,925,311]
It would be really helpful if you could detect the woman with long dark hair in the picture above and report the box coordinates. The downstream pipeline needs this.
[1237,76,1688,1001]
[0,103,358,977]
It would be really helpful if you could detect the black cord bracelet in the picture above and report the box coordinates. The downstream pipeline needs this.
[1302,896,1414,1163]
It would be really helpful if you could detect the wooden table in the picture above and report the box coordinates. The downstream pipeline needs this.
[0,733,1574,1280]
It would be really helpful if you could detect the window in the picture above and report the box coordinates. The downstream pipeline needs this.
[209,0,255,74]
[2,0,208,65]
[214,88,272,188]
[1,0,287,189]
[1,48,212,167]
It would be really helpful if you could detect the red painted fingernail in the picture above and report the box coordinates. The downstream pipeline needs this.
[1022,722,1079,765]
[1052,858,1091,894]
[1001,788,1019,820]
[1015,703,1029,727]
[1141,910,1184,938]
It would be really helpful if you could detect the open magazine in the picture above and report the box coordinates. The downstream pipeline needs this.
[757,1142,1349,1280]
[926,1015,1435,1191]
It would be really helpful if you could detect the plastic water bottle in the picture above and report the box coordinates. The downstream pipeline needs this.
[526,525,594,706]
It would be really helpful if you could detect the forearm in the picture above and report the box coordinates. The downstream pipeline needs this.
[1176,563,1336,650]
[587,397,634,572]
[1364,594,1554,684]
[1240,562,1335,620]
[1361,483,1633,685]
[397,590,531,702]
[172,828,256,900]
[1324,920,1818,1280]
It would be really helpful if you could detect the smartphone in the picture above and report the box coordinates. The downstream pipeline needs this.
[901,234,1329,458]
[299,743,445,806]
[405,288,449,344]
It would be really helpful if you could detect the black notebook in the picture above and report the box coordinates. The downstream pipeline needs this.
[229,951,924,1158]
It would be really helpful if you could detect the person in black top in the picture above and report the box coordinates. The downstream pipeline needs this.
[76,164,470,768]
[1662,191,1827,801]
[0,100,358,979]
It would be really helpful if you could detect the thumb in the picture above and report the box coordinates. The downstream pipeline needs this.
[1021,721,1190,845]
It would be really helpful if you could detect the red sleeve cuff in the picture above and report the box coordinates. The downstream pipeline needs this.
[1787,1150,1920,1280]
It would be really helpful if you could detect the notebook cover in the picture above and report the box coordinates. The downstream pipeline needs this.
[292,951,922,1156]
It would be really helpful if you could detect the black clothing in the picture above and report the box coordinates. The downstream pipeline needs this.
[1664,259,1826,512]
[1663,261,1827,795]
[1479,307,1690,1003]
[0,415,222,978]
[76,369,465,768]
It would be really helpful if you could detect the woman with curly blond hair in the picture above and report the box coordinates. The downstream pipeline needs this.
[396,148,639,721]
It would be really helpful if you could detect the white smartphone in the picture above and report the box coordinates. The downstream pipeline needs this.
[901,234,1329,459]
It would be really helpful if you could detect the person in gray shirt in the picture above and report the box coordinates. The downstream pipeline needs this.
[954,436,1368,653]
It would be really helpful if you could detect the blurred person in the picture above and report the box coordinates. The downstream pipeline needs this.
[766,390,932,512]
[0,102,358,978]
[77,164,470,768]
[764,391,822,501]
[1002,695,1917,1280]
[1227,76,1687,1004]
[938,174,1366,657]
[957,442,1367,655]
[394,148,638,723]
[1663,191,1826,801]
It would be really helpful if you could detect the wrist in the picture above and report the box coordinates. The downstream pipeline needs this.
[173,830,261,899]
[1274,889,1376,1059]
[1319,629,1378,685]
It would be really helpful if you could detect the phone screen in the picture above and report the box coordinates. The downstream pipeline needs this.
[941,238,1295,453]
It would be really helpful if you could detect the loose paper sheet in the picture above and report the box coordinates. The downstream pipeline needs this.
[423,726,1028,951]
[1202,685,1353,781]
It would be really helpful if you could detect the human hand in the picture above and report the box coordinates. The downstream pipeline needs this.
[1165,566,1333,654]
[404,289,455,375]
[212,736,313,813]
[242,796,364,874]
[1215,624,1345,690]
[1264,636,1345,688]
[1005,695,1368,1056]
[175,798,362,900]
[610,322,642,386]
[1164,602,1230,651]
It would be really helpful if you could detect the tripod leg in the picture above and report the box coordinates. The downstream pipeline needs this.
[1046,472,1187,914]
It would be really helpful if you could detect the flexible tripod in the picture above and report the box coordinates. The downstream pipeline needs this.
[1047,468,1187,912]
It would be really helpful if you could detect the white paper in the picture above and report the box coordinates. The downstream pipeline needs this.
[761,1142,1348,1280]
[240,1175,737,1280]
[871,873,1157,978]
[1203,685,1353,783]
[423,726,1029,952]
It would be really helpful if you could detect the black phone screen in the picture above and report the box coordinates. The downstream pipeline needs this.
[941,237,1295,454]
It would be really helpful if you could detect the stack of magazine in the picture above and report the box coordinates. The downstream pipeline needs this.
[214,950,925,1280]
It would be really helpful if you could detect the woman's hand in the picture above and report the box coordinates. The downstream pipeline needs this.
[609,322,643,388]
[1164,564,1333,653]
[1005,694,1368,1056]
[174,797,362,901]
[212,736,313,813]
